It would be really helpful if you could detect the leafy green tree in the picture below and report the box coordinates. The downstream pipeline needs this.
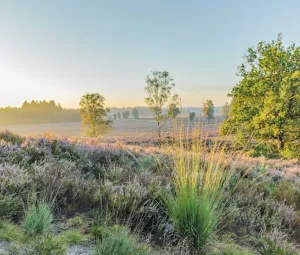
[168,94,180,119]
[145,71,178,138]
[122,111,130,119]
[189,112,196,121]
[131,108,140,119]
[220,34,300,151]
[79,93,112,138]
[221,102,230,119]
[117,112,121,119]
[113,113,117,120]
[202,100,215,119]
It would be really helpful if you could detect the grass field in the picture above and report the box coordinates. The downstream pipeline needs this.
[0,119,221,139]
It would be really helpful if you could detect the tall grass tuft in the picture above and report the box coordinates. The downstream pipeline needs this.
[93,228,149,255]
[165,125,235,251]
[24,202,53,236]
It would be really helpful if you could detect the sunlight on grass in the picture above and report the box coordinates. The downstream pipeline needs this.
[165,124,235,251]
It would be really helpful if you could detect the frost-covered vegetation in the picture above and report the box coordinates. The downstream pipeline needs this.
[0,130,299,254]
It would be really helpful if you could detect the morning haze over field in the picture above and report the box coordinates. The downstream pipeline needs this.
[0,1,299,255]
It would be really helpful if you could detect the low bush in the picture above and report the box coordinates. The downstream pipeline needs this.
[0,130,24,145]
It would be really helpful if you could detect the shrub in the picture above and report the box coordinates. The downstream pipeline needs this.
[0,130,24,145]
[226,178,296,238]
[24,203,53,236]
[272,180,300,207]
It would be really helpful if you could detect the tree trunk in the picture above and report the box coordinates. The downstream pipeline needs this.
[279,136,284,150]
[157,121,161,139]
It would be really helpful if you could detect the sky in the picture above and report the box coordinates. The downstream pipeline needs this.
[0,0,300,108]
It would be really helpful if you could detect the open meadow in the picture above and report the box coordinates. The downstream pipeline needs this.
[0,124,299,254]
[0,119,221,139]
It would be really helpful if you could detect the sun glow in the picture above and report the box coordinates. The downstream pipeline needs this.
[0,66,42,107]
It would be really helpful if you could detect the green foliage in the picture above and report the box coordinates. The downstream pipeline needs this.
[247,142,278,159]
[165,133,234,251]
[93,227,149,255]
[91,225,124,241]
[65,216,85,230]
[145,71,178,137]
[0,100,80,125]
[0,130,24,145]
[0,221,28,244]
[202,99,215,119]
[80,93,112,138]
[137,156,154,172]
[210,238,254,255]
[131,108,140,119]
[189,112,196,121]
[57,230,88,245]
[167,94,180,119]
[272,180,299,206]
[31,235,67,255]
[24,203,53,236]
[168,187,219,250]
[117,112,122,119]
[280,141,300,159]
[122,111,130,119]
[221,34,300,153]
[256,237,297,255]
[0,193,22,219]
[0,131,299,254]
[221,102,230,119]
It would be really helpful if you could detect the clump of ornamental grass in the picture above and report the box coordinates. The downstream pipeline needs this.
[93,226,149,255]
[164,124,235,252]
[24,202,53,236]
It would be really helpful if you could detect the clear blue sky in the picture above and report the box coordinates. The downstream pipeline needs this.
[0,0,299,108]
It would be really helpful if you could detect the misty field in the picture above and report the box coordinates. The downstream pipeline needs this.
[0,119,220,139]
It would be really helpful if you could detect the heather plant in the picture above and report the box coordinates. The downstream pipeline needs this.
[225,177,297,243]
[0,130,24,145]
[256,230,298,255]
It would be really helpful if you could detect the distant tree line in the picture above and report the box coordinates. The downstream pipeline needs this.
[0,100,80,125]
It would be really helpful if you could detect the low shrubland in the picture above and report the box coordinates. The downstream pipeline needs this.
[0,130,299,254]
